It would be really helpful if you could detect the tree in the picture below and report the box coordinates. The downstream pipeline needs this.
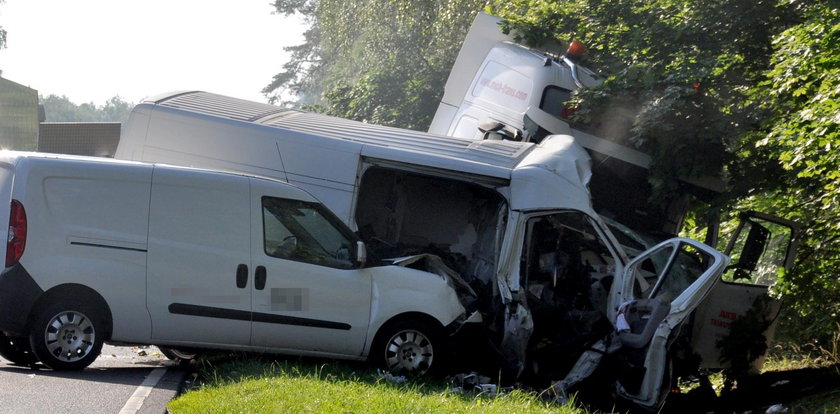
[490,0,801,203]
[263,0,323,106]
[737,2,840,343]
[0,0,7,75]
[41,95,134,123]
[264,0,486,129]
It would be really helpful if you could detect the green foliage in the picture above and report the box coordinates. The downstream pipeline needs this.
[490,0,798,203]
[263,0,322,105]
[265,0,486,129]
[41,95,134,123]
[716,296,772,379]
[734,2,840,344]
[0,0,6,74]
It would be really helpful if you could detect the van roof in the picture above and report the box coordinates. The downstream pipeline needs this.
[0,150,307,197]
[145,91,535,178]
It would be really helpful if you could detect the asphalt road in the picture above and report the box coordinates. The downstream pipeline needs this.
[0,344,186,414]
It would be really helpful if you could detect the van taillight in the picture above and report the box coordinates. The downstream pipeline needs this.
[6,200,27,267]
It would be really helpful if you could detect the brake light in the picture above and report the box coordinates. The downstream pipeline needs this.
[6,200,27,267]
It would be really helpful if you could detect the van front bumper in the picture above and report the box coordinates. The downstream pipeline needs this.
[0,264,43,336]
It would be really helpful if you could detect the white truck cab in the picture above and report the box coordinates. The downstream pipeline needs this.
[0,151,466,374]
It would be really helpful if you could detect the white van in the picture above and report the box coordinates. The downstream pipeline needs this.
[115,91,730,408]
[0,151,468,374]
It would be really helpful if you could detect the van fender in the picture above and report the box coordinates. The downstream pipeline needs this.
[363,265,466,353]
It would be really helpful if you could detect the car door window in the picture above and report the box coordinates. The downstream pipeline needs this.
[262,197,355,269]
[629,241,715,304]
[721,217,796,286]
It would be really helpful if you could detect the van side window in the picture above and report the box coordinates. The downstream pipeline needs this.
[539,86,574,119]
[262,197,355,269]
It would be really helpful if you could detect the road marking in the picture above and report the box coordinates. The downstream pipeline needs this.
[119,366,169,414]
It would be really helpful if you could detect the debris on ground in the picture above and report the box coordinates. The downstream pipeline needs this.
[446,372,511,397]
[764,403,788,414]
[377,369,407,384]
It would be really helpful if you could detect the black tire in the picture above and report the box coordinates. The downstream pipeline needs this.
[28,300,105,370]
[159,346,200,364]
[0,332,39,365]
[371,318,446,376]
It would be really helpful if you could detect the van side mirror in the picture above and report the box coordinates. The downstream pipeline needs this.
[355,241,367,267]
[478,120,523,141]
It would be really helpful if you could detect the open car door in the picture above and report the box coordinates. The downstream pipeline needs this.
[612,238,728,408]
[690,211,800,372]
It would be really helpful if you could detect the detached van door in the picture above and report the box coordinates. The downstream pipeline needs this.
[613,238,727,408]
[146,168,252,345]
[691,212,800,371]
[248,179,372,356]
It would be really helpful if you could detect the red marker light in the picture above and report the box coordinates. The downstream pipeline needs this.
[565,41,587,62]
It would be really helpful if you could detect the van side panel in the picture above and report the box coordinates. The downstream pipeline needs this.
[126,104,362,226]
[19,158,153,342]
[274,137,360,225]
[140,105,288,181]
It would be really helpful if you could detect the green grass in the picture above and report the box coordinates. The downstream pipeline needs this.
[168,356,592,414]
[762,342,840,413]
[168,343,840,414]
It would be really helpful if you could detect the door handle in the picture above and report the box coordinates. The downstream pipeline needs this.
[255,266,267,290]
[236,264,248,288]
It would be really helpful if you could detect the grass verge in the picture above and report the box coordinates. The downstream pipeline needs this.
[168,356,591,414]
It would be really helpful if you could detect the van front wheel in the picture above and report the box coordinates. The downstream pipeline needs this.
[29,301,105,370]
[371,318,446,376]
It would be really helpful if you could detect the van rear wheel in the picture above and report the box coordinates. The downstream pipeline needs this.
[0,332,39,365]
[29,301,105,370]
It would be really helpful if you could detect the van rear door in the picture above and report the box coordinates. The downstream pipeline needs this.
[691,212,800,371]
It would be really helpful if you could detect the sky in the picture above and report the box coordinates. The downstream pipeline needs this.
[0,0,305,105]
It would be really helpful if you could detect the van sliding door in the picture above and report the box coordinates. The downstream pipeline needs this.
[146,168,252,345]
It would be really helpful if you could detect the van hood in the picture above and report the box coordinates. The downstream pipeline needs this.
[389,254,478,301]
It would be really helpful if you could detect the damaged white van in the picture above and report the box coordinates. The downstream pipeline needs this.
[115,91,730,408]
[0,151,467,374]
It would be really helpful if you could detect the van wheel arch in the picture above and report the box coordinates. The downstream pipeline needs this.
[28,284,113,342]
[369,312,449,376]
